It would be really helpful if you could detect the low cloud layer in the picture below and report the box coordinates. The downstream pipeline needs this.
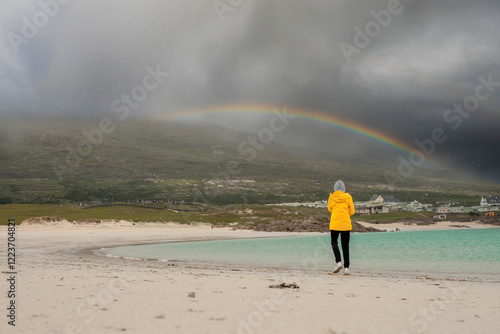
[1,0,499,181]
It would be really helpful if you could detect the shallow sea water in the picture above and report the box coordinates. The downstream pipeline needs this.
[101,228,500,279]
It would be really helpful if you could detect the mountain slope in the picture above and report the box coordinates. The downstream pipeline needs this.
[0,117,498,205]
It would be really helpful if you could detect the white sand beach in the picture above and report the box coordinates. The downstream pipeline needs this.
[1,221,499,334]
[356,220,496,232]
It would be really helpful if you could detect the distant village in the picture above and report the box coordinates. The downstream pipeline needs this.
[276,195,500,218]
[78,195,500,219]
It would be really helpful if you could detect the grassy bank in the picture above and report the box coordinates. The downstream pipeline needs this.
[354,212,435,221]
[0,204,328,226]
[0,204,493,227]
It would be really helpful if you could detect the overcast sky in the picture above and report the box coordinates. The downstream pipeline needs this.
[1,0,500,181]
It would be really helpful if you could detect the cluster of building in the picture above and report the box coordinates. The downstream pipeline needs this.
[275,195,500,216]
[356,195,500,215]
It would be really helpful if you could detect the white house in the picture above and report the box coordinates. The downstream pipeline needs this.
[368,195,401,204]
[368,195,384,204]
[404,200,423,212]
[434,207,452,213]
[448,206,470,214]
[434,201,458,207]
[475,205,500,212]
[422,204,434,212]
[356,205,391,215]
[480,196,500,206]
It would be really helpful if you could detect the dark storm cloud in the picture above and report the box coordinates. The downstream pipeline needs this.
[0,0,499,179]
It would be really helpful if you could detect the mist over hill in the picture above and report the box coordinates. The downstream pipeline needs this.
[0,117,498,206]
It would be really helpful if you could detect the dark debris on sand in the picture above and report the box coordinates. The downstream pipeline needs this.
[269,282,300,289]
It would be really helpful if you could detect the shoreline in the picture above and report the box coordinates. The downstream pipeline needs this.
[1,222,499,333]
[17,217,500,232]
[356,219,498,232]
[86,226,499,284]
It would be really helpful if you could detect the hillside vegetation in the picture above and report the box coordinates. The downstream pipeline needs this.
[0,117,498,206]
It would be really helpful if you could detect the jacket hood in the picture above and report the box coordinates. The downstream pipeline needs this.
[334,180,346,192]
[331,191,350,203]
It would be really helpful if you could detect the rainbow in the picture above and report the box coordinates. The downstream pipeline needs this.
[153,103,444,170]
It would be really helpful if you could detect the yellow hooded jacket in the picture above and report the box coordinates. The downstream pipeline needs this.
[328,191,355,231]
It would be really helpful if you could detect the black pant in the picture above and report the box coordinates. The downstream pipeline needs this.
[330,230,350,268]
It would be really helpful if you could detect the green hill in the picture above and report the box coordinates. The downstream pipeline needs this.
[0,117,498,206]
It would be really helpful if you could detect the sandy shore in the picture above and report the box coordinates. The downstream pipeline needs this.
[1,221,499,334]
[356,220,498,232]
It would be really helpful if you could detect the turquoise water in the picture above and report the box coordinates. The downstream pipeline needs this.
[102,229,500,278]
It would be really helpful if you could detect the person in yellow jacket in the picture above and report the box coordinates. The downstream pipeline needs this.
[328,180,355,274]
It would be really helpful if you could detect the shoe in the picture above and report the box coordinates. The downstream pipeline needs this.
[333,262,343,273]
[344,268,350,275]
